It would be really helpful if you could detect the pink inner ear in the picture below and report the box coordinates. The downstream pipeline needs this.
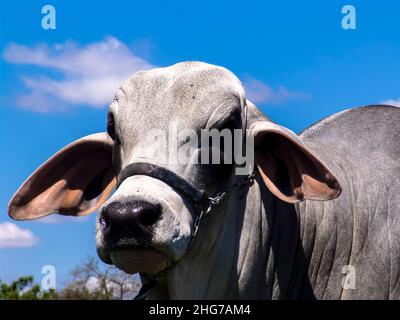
[255,131,341,203]
[256,150,303,203]
[8,133,116,221]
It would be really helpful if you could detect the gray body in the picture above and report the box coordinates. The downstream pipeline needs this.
[8,62,400,299]
[299,106,400,299]
[163,105,400,299]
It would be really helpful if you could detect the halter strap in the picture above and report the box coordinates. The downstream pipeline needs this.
[118,162,256,238]
[118,162,210,213]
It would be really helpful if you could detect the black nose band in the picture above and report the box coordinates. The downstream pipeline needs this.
[117,162,210,213]
[117,161,256,236]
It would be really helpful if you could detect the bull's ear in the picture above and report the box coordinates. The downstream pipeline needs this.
[8,133,116,220]
[252,121,341,203]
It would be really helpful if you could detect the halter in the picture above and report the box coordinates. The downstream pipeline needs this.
[117,162,256,239]
[117,99,256,299]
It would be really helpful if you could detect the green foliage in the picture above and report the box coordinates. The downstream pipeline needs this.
[0,256,141,300]
[0,276,59,300]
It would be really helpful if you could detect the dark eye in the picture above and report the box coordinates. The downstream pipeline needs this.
[107,112,115,140]
[218,117,239,132]
[107,112,116,141]
[215,112,242,154]
[216,109,242,132]
[201,113,242,182]
[107,112,122,172]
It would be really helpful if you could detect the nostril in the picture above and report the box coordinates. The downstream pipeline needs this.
[99,215,108,227]
[99,212,110,229]
[138,203,161,227]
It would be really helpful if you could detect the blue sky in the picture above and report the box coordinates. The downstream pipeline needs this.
[1,0,399,287]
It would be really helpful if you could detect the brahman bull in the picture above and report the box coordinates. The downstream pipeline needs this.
[8,62,400,299]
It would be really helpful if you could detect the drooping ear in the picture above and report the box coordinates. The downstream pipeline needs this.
[252,121,341,203]
[8,133,116,220]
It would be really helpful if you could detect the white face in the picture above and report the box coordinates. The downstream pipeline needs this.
[95,62,246,276]
[96,175,193,275]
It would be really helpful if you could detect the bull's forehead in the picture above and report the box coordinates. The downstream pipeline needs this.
[112,62,244,136]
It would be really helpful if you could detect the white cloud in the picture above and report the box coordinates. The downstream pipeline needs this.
[243,77,309,105]
[0,222,39,248]
[3,36,154,112]
[381,99,400,107]
[3,40,308,111]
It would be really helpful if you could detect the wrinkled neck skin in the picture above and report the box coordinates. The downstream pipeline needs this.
[148,175,315,299]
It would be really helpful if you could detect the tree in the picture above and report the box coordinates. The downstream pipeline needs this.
[0,276,58,300]
[0,256,141,300]
[59,256,141,300]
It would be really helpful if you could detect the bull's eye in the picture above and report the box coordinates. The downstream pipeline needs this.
[107,112,121,144]
[201,113,242,183]
[215,113,242,155]
[107,112,122,172]
[107,113,115,140]
[216,109,242,132]
[218,117,238,132]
